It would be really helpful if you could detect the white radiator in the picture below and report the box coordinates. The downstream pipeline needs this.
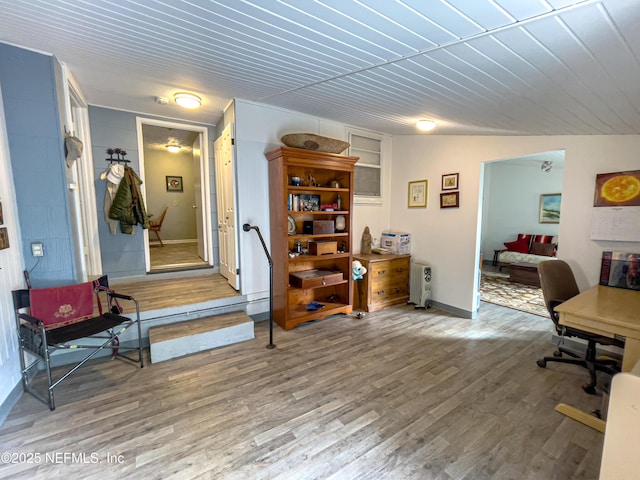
[409,263,432,308]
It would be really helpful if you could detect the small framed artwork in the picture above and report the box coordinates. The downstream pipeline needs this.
[442,173,459,190]
[539,193,561,223]
[0,227,9,250]
[298,194,321,211]
[440,191,459,208]
[166,176,183,192]
[408,179,428,208]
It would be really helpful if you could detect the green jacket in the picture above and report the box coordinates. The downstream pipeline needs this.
[108,166,150,234]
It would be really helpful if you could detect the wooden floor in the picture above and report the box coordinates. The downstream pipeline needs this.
[111,273,240,313]
[0,302,607,479]
[149,242,209,272]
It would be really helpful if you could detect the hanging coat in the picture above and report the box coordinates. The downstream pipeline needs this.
[108,166,150,234]
[100,163,124,235]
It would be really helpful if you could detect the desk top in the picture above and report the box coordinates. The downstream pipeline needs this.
[555,285,640,336]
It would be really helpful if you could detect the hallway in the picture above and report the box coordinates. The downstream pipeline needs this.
[149,242,209,273]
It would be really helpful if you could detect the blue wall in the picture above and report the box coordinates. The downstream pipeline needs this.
[89,106,219,278]
[89,107,147,277]
[0,43,76,286]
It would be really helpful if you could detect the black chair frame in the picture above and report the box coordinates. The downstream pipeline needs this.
[13,276,144,410]
[536,260,623,395]
[537,298,622,394]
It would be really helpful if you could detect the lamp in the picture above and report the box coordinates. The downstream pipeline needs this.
[416,119,437,132]
[166,144,181,153]
[541,161,553,172]
[174,92,202,109]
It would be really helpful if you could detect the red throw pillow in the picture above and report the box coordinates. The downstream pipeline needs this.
[504,239,529,253]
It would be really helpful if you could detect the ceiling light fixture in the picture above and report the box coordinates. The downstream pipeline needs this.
[166,144,182,153]
[174,92,202,109]
[416,119,437,132]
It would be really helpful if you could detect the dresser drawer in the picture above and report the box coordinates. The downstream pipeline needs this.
[370,258,410,278]
[370,283,409,303]
[371,270,409,290]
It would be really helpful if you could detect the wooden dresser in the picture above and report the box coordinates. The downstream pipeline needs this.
[353,253,411,312]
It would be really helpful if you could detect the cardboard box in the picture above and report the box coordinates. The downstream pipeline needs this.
[309,241,337,256]
[289,270,343,288]
[381,231,411,254]
[313,220,335,235]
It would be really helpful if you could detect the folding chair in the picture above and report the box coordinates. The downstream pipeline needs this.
[12,275,144,410]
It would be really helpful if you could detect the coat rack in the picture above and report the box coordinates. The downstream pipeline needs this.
[106,148,130,164]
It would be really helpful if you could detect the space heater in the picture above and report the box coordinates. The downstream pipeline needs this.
[409,263,432,309]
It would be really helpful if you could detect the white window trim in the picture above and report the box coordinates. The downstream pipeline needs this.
[348,127,384,205]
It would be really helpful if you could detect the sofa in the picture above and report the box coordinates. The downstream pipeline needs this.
[497,233,558,270]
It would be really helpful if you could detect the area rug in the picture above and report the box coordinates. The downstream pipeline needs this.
[480,271,549,318]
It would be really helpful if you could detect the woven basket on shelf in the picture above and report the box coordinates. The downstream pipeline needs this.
[280,133,350,154]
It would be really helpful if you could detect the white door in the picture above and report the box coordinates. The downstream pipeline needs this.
[214,135,227,275]
[192,135,205,260]
[214,124,239,290]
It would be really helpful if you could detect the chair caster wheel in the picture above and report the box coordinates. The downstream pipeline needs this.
[537,359,547,368]
[582,384,597,395]
[553,350,562,357]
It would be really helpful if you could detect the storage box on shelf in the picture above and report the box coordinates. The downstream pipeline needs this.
[266,146,359,330]
[381,231,411,255]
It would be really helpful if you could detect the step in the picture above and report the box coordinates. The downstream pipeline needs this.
[148,311,254,363]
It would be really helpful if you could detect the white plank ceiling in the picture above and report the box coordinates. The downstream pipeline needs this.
[0,0,639,135]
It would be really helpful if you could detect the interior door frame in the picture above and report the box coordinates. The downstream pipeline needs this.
[135,117,212,272]
[62,67,102,280]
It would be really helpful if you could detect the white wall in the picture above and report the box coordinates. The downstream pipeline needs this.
[0,84,26,416]
[481,159,562,262]
[392,135,640,317]
[232,99,391,315]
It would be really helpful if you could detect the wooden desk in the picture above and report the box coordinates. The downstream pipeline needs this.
[552,285,640,432]
[555,285,640,372]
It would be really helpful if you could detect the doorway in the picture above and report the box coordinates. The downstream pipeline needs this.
[136,118,213,273]
[478,150,564,314]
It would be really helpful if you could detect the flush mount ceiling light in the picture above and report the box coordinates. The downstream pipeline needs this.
[174,92,202,109]
[166,144,182,153]
[416,119,437,132]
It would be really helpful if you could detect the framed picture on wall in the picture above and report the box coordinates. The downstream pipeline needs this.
[408,179,428,208]
[166,175,183,192]
[593,170,640,207]
[441,173,459,190]
[0,227,9,250]
[539,193,561,223]
[440,191,459,208]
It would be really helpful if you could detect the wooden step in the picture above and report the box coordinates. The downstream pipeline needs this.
[148,311,254,363]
